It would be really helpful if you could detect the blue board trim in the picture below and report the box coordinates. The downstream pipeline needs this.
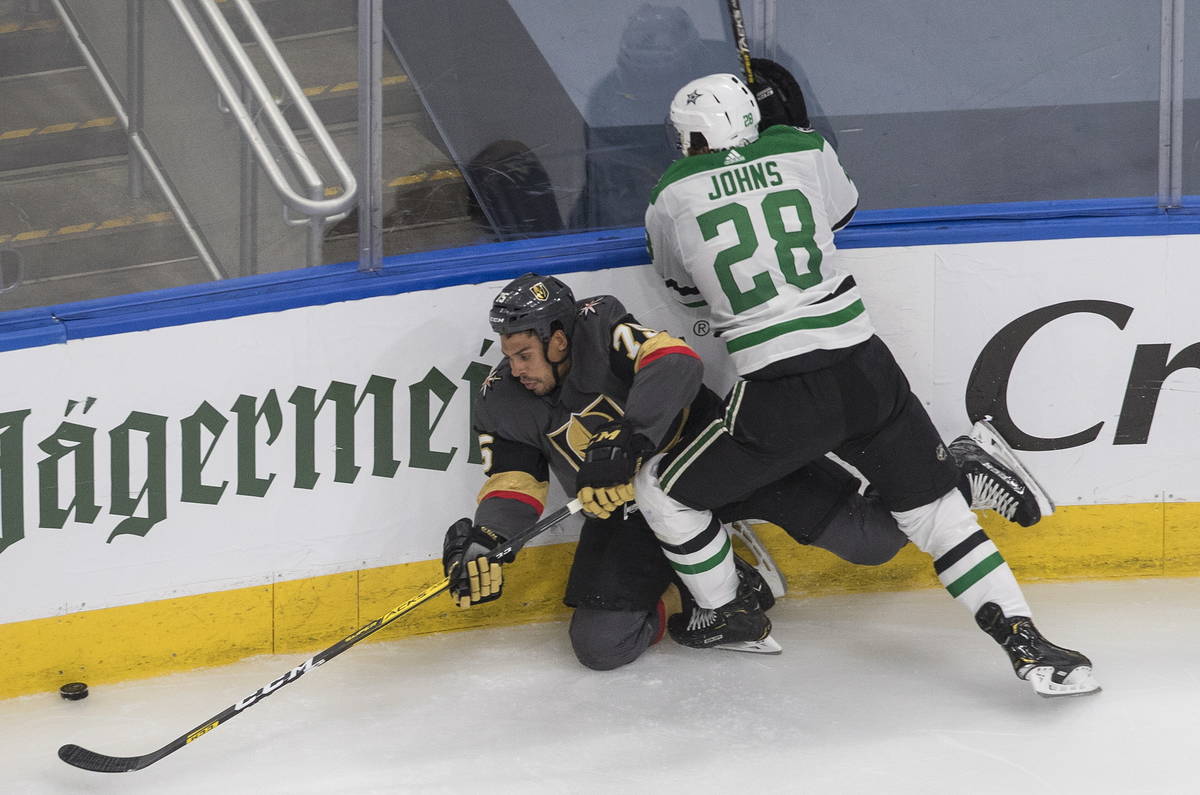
[840,199,1200,248]
[2,197,1199,353]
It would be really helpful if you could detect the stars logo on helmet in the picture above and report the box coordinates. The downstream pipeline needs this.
[578,298,605,317]
[685,90,702,105]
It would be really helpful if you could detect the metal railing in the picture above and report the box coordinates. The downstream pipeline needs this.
[51,0,227,280]
[1158,0,1186,209]
[168,0,357,267]
[53,0,357,277]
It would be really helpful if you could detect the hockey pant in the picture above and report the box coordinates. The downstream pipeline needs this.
[638,334,1032,617]
[569,607,661,671]
[634,453,910,609]
[717,457,907,566]
[639,451,1030,616]
[562,512,672,670]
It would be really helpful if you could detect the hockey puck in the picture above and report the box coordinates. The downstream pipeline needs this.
[59,682,89,701]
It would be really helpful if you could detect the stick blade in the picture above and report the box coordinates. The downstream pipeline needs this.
[59,743,145,773]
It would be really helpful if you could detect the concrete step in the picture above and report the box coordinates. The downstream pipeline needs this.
[1,211,493,313]
[0,28,419,171]
[320,118,468,241]
[0,155,196,283]
[0,4,473,310]
[0,117,471,300]
[0,68,125,171]
[0,1,77,76]
[322,217,488,265]
[221,0,356,43]
[0,0,356,78]
[0,256,211,313]
[0,115,464,250]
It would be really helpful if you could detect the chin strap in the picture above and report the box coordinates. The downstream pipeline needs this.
[542,335,571,391]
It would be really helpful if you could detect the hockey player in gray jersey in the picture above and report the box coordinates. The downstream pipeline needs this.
[444,272,799,666]
[441,272,1053,672]
[637,73,1098,697]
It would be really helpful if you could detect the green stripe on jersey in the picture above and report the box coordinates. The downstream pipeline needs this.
[649,126,826,204]
[725,299,866,353]
[946,551,1005,598]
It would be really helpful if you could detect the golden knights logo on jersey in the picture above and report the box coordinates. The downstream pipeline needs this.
[547,395,625,471]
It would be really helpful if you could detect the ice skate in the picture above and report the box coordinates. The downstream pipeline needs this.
[966,418,1054,520]
[733,547,777,611]
[975,602,1100,698]
[949,420,1052,526]
[669,566,781,654]
[728,520,787,600]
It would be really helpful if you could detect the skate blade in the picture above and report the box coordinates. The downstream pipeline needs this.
[969,418,1056,517]
[714,634,783,655]
[1025,665,1102,698]
[729,521,788,599]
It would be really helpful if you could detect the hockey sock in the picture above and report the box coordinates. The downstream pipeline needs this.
[656,514,738,609]
[634,453,739,608]
[891,490,1030,617]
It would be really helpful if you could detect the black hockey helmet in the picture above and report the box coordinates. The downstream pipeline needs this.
[489,273,578,341]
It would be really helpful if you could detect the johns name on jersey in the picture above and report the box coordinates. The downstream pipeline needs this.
[706,160,783,200]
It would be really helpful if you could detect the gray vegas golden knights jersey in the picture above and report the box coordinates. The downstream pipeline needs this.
[472,295,706,538]
[645,125,876,376]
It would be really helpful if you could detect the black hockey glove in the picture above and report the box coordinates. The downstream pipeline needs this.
[442,518,514,608]
[751,58,810,130]
[575,420,655,519]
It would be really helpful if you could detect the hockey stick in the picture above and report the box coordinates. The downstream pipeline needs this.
[724,0,809,128]
[725,0,757,85]
[58,499,583,773]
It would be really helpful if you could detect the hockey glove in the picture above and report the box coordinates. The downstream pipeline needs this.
[576,420,655,519]
[442,518,514,608]
[751,58,810,130]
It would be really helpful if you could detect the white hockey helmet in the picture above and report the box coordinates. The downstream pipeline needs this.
[667,73,761,155]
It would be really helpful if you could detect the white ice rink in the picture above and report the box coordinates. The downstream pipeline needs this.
[5,577,1197,795]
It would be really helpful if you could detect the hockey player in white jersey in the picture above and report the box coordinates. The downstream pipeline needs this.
[440,273,1051,670]
[638,73,1098,697]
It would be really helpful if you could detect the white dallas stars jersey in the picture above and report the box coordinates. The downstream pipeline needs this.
[645,125,874,376]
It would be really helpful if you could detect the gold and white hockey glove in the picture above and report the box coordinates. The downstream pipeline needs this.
[442,519,512,608]
[575,421,654,519]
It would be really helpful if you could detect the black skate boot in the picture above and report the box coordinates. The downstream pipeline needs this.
[975,602,1100,697]
[734,552,776,612]
[949,422,1049,527]
[668,570,780,654]
[728,520,787,601]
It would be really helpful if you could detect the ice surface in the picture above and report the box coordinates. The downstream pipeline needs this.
[4,578,1196,794]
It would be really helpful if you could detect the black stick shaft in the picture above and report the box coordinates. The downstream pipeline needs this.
[726,0,756,84]
[58,499,582,773]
